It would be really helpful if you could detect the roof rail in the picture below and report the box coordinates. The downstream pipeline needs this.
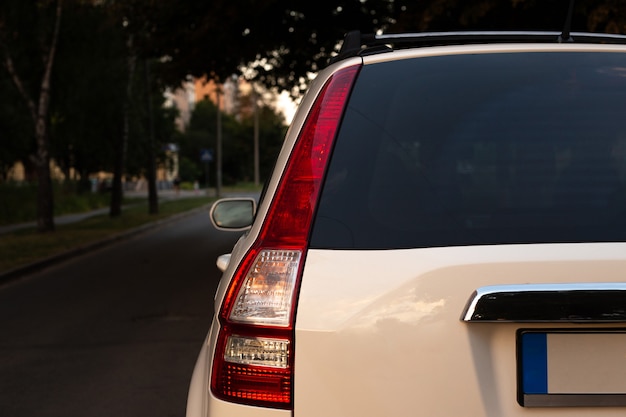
[559,0,576,42]
[331,30,626,64]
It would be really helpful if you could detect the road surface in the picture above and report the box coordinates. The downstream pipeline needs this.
[0,207,243,417]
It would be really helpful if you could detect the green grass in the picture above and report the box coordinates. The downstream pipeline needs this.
[0,182,113,225]
[0,181,263,275]
[0,196,215,274]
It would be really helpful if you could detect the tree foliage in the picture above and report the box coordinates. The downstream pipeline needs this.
[3,0,626,232]
[50,3,127,189]
[387,0,626,33]
[113,0,396,94]
[0,73,32,180]
[110,0,626,95]
[177,96,285,187]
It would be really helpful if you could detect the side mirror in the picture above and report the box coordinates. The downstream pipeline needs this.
[209,198,256,230]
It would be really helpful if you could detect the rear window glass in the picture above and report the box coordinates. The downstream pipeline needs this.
[310,51,626,249]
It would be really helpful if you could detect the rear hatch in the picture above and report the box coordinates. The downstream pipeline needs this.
[295,245,626,416]
[294,44,626,416]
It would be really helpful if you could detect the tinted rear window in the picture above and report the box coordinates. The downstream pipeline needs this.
[310,51,626,249]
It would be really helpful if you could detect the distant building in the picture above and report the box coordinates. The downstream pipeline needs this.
[194,75,245,115]
[164,75,247,133]
[164,79,195,132]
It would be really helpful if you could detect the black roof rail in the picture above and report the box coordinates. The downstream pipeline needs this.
[330,30,626,64]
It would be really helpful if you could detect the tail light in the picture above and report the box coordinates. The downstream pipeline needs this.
[210,64,361,409]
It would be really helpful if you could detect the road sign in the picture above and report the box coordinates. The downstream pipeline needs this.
[200,148,214,162]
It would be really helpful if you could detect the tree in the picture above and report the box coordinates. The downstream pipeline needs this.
[136,0,626,95]
[0,0,63,232]
[3,0,626,230]
[114,0,395,95]
[237,92,286,183]
[103,1,141,217]
[50,2,127,193]
[176,99,222,187]
[177,92,285,188]
[0,73,32,181]
[104,0,184,217]
[387,0,626,34]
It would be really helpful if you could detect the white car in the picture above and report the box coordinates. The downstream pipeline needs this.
[187,30,626,416]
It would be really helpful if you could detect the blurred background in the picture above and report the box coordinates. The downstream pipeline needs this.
[1,0,625,231]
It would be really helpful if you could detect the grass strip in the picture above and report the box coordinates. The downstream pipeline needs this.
[0,196,214,274]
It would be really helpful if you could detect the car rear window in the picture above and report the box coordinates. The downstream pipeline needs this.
[310,51,626,249]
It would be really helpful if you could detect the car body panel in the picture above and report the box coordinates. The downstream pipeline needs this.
[294,243,626,416]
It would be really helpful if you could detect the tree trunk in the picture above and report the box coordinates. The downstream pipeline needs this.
[145,58,158,215]
[35,154,55,231]
[2,0,62,232]
[109,142,124,217]
[110,34,136,218]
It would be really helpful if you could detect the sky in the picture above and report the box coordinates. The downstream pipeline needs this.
[277,91,298,124]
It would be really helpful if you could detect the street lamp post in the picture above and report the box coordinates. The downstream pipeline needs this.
[253,86,260,187]
[216,86,223,198]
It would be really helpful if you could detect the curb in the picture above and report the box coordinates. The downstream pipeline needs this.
[0,205,211,287]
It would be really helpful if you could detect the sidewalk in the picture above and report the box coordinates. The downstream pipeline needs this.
[0,207,112,235]
[0,188,212,236]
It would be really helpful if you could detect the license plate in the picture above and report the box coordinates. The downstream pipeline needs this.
[518,330,626,407]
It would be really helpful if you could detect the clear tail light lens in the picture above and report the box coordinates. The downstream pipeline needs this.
[224,335,290,368]
[229,249,301,326]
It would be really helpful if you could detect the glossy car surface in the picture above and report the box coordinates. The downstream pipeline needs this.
[187,31,626,416]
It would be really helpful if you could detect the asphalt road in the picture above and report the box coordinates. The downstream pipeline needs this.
[0,207,244,417]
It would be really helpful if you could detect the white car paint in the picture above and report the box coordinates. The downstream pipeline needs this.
[186,39,626,417]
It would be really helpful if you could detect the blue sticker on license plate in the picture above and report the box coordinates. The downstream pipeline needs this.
[518,330,626,407]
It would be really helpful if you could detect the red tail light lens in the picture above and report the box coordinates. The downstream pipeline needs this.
[211,64,361,409]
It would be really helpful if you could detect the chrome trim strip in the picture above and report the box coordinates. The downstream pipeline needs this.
[462,283,626,322]
[374,31,626,44]
[523,394,626,408]
[377,31,562,39]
